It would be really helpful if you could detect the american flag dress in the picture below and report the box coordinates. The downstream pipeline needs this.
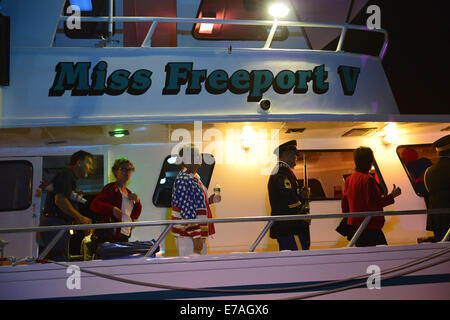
[171,169,215,238]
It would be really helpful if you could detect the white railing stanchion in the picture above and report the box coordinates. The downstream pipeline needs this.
[38,229,66,260]
[347,216,372,247]
[249,221,274,252]
[145,225,171,257]
[441,228,450,243]
[264,19,279,49]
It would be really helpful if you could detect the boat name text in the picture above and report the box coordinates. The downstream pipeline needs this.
[48,61,361,101]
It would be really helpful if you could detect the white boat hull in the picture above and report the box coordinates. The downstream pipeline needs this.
[1,243,449,300]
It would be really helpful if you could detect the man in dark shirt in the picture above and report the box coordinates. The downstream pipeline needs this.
[39,150,93,261]
[424,134,450,242]
[268,140,310,251]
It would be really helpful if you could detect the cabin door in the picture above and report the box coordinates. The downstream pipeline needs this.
[0,157,43,261]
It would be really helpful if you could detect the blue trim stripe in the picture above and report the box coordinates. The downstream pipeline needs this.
[60,273,450,300]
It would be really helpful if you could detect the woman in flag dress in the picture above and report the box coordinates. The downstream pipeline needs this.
[171,144,220,256]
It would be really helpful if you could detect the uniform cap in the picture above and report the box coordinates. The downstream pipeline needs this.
[274,140,298,155]
[432,134,450,155]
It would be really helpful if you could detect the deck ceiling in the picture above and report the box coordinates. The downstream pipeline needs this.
[0,121,448,149]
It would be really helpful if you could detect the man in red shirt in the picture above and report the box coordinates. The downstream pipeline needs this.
[342,147,402,247]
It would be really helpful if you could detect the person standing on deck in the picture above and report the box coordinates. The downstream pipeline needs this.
[341,147,402,247]
[39,150,93,261]
[171,144,219,256]
[424,134,450,242]
[268,140,311,251]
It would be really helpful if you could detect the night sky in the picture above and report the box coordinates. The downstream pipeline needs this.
[354,1,450,114]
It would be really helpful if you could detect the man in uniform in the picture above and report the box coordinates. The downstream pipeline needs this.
[268,140,310,251]
[39,150,93,261]
[424,134,450,242]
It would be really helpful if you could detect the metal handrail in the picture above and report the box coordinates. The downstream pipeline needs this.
[57,14,388,57]
[0,208,448,261]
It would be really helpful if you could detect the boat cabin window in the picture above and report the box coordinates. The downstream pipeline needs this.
[63,0,113,39]
[153,154,215,207]
[61,0,177,47]
[193,0,288,41]
[40,155,104,214]
[0,161,33,211]
[295,150,387,200]
[396,144,438,197]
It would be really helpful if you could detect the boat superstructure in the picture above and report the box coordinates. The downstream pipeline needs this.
[0,0,449,300]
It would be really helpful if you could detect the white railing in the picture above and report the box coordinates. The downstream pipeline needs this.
[0,208,449,264]
[57,4,388,58]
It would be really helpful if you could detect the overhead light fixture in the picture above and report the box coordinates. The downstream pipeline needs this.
[240,125,256,151]
[109,128,129,138]
[199,18,215,34]
[382,123,398,144]
[269,3,290,19]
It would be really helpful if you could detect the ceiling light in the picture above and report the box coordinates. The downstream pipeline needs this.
[109,128,129,138]
[269,3,290,19]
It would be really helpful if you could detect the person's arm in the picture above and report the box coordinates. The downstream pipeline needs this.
[274,173,303,214]
[55,194,91,224]
[366,179,400,210]
[90,184,116,217]
[128,191,142,221]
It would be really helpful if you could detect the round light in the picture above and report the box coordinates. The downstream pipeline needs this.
[269,3,290,19]
[109,128,129,138]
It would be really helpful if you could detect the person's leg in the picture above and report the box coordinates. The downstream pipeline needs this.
[434,229,448,242]
[276,235,298,251]
[175,237,195,256]
[355,229,387,247]
[39,215,70,261]
[297,228,311,250]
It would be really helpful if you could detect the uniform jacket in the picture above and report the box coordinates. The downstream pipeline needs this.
[268,161,309,238]
[424,157,450,231]
[341,171,394,230]
[90,182,142,240]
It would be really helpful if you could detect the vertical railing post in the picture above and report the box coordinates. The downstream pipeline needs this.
[249,221,274,252]
[441,228,450,243]
[144,225,172,257]
[347,216,371,247]
[141,20,159,47]
[336,25,348,52]
[108,0,114,40]
[264,19,279,49]
[37,229,66,260]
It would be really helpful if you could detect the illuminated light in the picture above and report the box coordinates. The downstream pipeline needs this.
[69,229,74,236]
[69,0,93,11]
[268,3,290,19]
[109,128,129,138]
[160,177,166,185]
[383,123,398,144]
[240,125,256,151]
[199,18,215,34]
[167,156,177,164]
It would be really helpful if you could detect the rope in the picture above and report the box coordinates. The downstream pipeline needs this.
[46,246,450,296]
[287,255,450,300]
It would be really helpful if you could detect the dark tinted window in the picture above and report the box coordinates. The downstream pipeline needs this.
[42,154,104,193]
[295,149,387,200]
[397,144,438,197]
[0,161,32,211]
[193,0,288,41]
[63,0,113,39]
[153,154,215,207]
